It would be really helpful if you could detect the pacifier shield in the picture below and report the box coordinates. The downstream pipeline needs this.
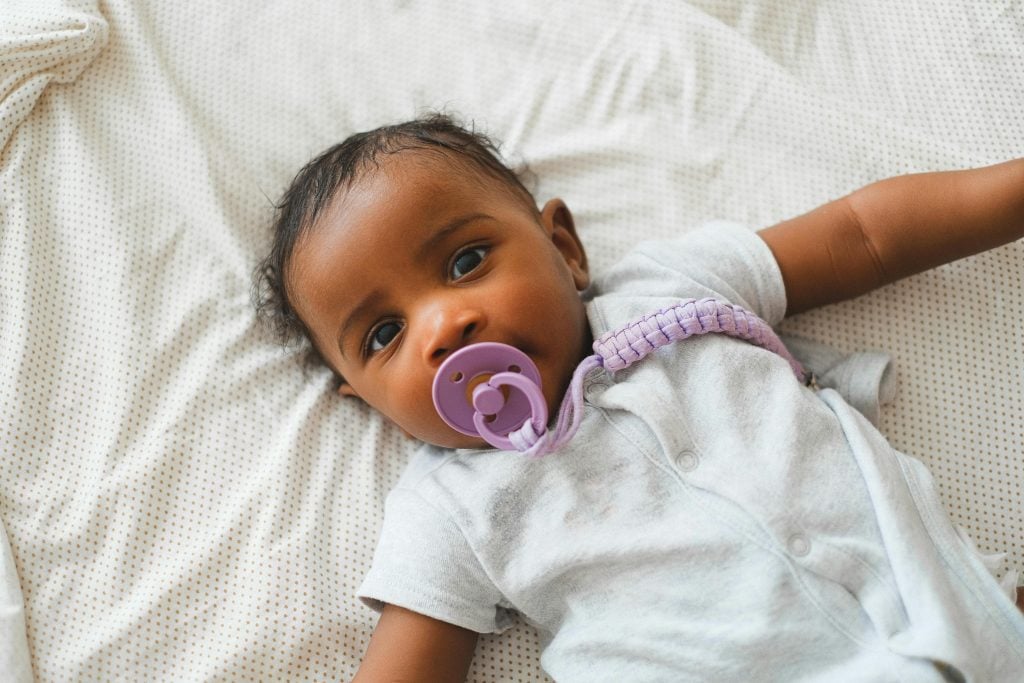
[432,342,543,438]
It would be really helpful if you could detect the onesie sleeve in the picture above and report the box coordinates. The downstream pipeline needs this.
[593,221,788,327]
[357,488,514,634]
[644,221,787,325]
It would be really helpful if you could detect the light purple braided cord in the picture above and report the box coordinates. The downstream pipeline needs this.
[594,297,805,376]
[508,297,806,458]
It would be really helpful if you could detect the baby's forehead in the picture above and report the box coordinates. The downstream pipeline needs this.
[328,153,487,227]
[362,147,512,197]
[316,149,531,251]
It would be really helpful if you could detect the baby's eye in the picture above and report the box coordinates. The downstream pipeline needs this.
[367,321,402,354]
[450,246,488,280]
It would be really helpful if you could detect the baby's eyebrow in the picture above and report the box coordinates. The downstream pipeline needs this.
[337,288,385,360]
[415,213,493,261]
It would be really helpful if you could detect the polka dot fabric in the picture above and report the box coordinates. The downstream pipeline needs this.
[0,1,1021,680]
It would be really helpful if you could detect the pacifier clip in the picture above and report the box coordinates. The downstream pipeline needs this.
[432,297,808,459]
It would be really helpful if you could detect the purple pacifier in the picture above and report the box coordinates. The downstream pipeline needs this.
[432,342,548,450]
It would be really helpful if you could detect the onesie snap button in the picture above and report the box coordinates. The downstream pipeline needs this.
[675,449,699,472]
[787,534,810,557]
[587,381,609,399]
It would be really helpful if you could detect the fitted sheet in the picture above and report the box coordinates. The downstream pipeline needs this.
[1,1,1022,680]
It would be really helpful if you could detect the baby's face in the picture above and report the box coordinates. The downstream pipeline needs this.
[287,152,591,449]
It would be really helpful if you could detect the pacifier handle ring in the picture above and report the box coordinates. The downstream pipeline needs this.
[472,371,548,450]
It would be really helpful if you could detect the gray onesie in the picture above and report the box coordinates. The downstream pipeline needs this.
[359,222,1024,681]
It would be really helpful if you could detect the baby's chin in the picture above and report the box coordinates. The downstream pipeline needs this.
[408,424,491,451]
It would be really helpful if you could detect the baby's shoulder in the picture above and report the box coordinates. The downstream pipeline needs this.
[590,221,786,330]
[393,443,460,489]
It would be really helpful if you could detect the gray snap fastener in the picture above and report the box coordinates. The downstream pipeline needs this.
[675,449,699,472]
[788,534,810,557]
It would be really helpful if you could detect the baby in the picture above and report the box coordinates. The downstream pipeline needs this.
[254,114,1024,682]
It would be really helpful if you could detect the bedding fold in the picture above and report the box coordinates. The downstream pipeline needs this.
[0,0,107,149]
[0,520,31,683]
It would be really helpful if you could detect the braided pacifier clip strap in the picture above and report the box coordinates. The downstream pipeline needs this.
[507,297,808,458]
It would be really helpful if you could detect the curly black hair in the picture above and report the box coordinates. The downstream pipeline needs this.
[251,112,537,375]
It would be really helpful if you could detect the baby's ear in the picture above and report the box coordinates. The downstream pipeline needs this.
[541,198,590,291]
[337,382,359,398]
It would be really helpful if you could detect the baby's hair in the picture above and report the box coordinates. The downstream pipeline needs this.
[252,112,536,376]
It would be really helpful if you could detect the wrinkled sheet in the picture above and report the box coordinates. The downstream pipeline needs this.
[1,1,1022,680]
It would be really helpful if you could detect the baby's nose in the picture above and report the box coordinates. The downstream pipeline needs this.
[424,310,484,367]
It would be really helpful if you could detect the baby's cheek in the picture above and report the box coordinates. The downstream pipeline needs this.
[386,391,450,444]
[404,398,487,449]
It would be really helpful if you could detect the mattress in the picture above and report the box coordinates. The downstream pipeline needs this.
[1,1,1021,680]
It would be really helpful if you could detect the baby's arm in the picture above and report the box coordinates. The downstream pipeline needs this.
[759,158,1024,315]
[353,603,478,682]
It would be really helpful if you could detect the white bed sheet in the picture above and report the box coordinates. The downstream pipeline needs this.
[1,1,1022,680]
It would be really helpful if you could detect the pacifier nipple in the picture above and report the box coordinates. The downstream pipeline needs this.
[468,377,508,416]
[432,342,547,450]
